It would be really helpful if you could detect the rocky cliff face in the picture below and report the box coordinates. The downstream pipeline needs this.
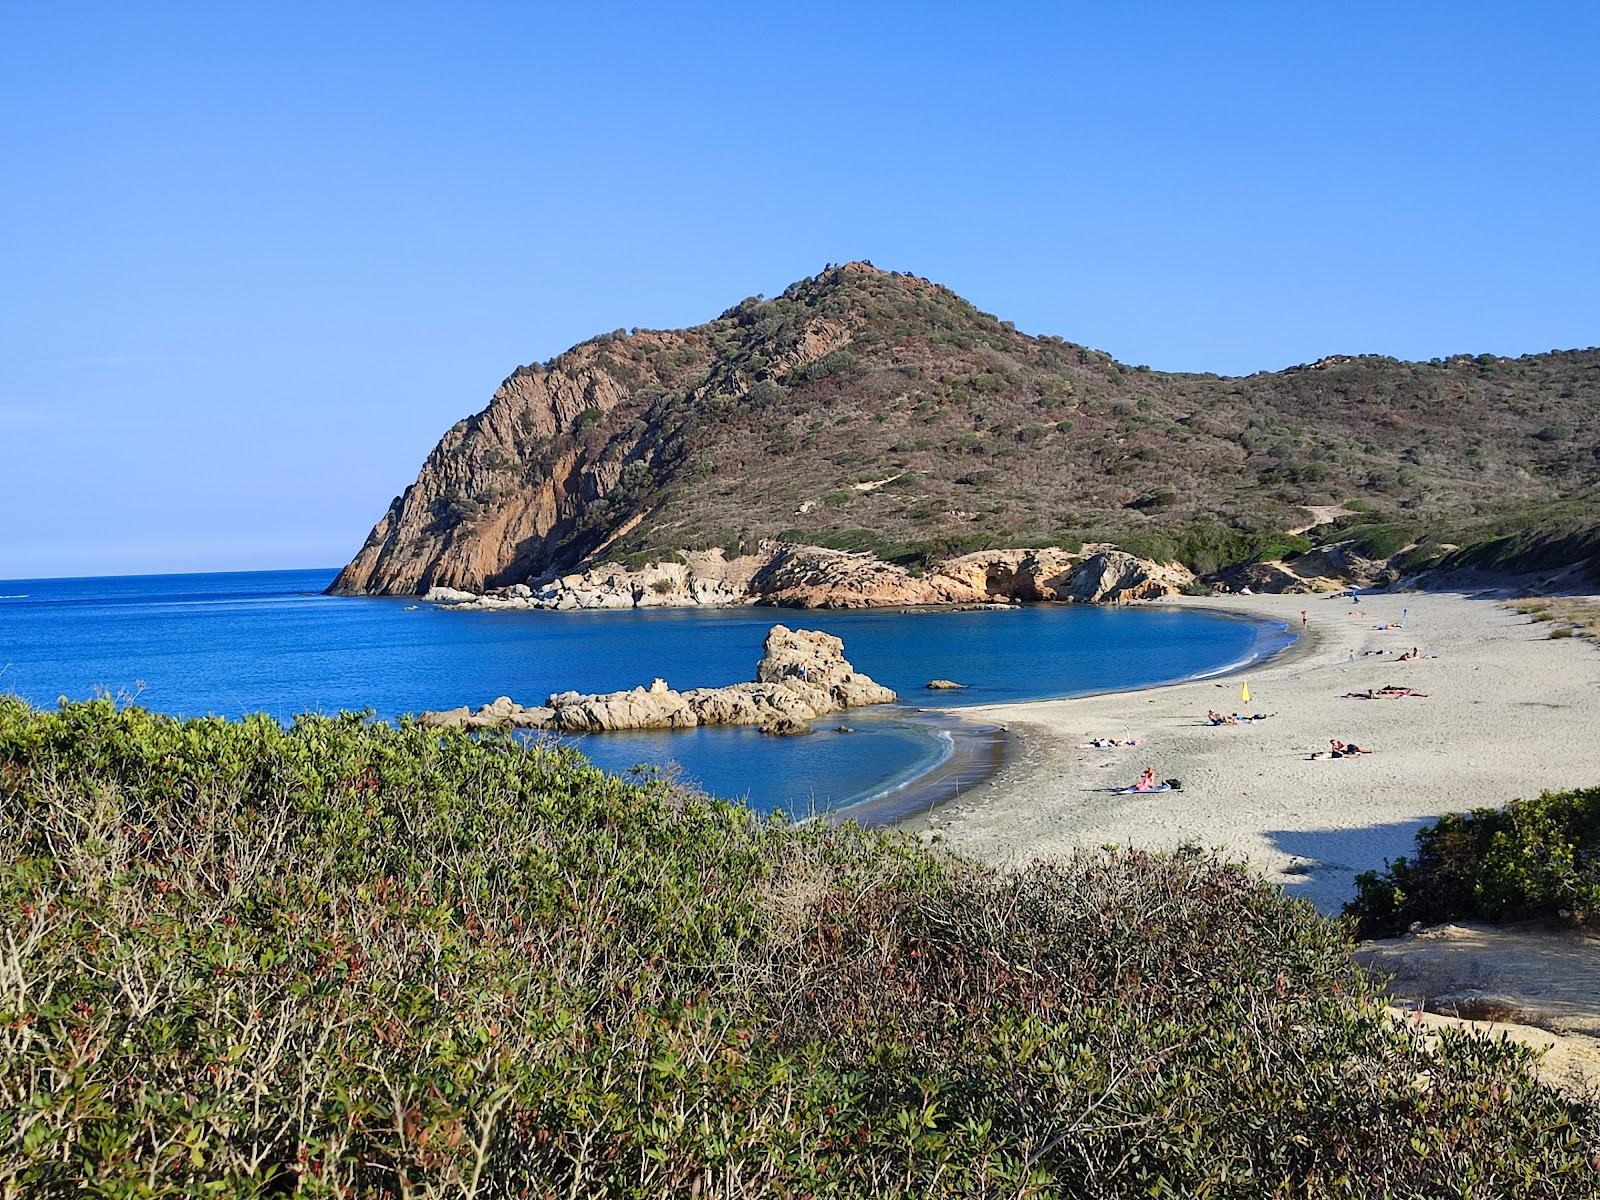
[333,262,1600,600]
[330,329,721,595]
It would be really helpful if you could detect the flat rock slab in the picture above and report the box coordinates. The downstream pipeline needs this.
[1357,921,1600,1039]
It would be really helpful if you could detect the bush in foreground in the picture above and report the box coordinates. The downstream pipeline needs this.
[1,698,1596,1197]
[1348,786,1600,938]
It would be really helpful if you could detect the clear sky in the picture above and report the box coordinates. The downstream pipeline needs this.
[2,2,1596,579]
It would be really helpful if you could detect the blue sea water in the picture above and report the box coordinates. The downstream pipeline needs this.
[0,569,1291,815]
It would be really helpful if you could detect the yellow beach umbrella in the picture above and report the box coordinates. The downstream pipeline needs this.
[1240,681,1251,704]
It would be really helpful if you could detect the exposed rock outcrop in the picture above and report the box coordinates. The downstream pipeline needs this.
[421,625,896,734]
[419,541,1197,612]
[1206,561,1326,596]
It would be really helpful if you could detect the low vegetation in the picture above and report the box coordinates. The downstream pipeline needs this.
[3,699,1597,1196]
[1510,597,1600,641]
[1348,787,1600,938]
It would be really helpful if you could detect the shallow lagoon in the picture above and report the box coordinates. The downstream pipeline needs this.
[0,569,1291,814]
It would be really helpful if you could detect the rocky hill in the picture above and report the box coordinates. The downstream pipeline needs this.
[331,263,1600,603]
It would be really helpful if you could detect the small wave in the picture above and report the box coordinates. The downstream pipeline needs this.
[0,594,29,600]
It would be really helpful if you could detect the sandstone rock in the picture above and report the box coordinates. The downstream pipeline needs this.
[418,705,471,729]
[550,685,699,733]
[423,585,480,605]
[754,625,898,708]
[432,625,896,734]
[760,717,813,737]
[926,679,966,690]
[1207,560,1325,595]
[411,538,1194,614]
[1049,550,1167,602]
[506,707,554,729]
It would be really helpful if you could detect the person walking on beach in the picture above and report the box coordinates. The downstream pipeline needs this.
[1300,610,1308,630]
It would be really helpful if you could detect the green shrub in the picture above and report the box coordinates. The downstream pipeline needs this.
[1434,522,1600,576]
[1128,486,1179,511]
[1,699,1594,1196]
[1341,522,1417,560]
[1115,526,1313,574]
[1348,786,1600,937]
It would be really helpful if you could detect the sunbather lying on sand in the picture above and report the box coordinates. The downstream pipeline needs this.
[1085,736,1144,748]
[1343,686,1429,699]
[1310,739,1374,760]
[1208,710,1273,724]
[1397,647,1420,661]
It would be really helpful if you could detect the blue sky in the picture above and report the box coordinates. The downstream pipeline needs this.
[2,2,1596,579]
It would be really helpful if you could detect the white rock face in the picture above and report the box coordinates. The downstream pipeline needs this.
[417,542,1196,613]
[548,625,897,733]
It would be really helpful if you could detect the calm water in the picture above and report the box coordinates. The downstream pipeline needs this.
[0,569,1291,815]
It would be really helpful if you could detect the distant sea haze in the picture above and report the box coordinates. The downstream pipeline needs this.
[0,569,1290,814]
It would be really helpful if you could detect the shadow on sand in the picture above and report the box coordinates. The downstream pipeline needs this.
[1264,818,1433,914]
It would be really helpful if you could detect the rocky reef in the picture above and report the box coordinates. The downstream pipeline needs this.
[419,624,896,734]
[420,541,1197,612]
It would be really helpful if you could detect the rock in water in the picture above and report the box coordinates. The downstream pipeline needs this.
[760,717,813,737]
[423,624,897,734]
[926,679,966,690]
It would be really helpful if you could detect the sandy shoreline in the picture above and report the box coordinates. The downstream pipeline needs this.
[911,589,1600,913]
[835,607,1295,825]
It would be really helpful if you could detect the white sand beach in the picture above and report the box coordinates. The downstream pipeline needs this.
[925,589,1600,914]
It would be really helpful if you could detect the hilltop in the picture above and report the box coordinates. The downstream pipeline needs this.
[331,263,1600,601]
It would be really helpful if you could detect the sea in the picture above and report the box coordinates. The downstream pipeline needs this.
[0,569,1292,818]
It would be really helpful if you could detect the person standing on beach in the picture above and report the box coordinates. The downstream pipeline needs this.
[1300,610,1308,630]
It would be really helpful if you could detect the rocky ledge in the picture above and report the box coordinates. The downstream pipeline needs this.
[419,624,896,735]
[421,541,1196,613]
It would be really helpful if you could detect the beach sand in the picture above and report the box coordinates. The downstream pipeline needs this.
[920,589,1600,914]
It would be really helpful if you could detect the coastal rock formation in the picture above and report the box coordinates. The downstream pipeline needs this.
[417,696,555,731]
[1206,561,1325,595]
[419,542,1197,612]
[421,625,896,734]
